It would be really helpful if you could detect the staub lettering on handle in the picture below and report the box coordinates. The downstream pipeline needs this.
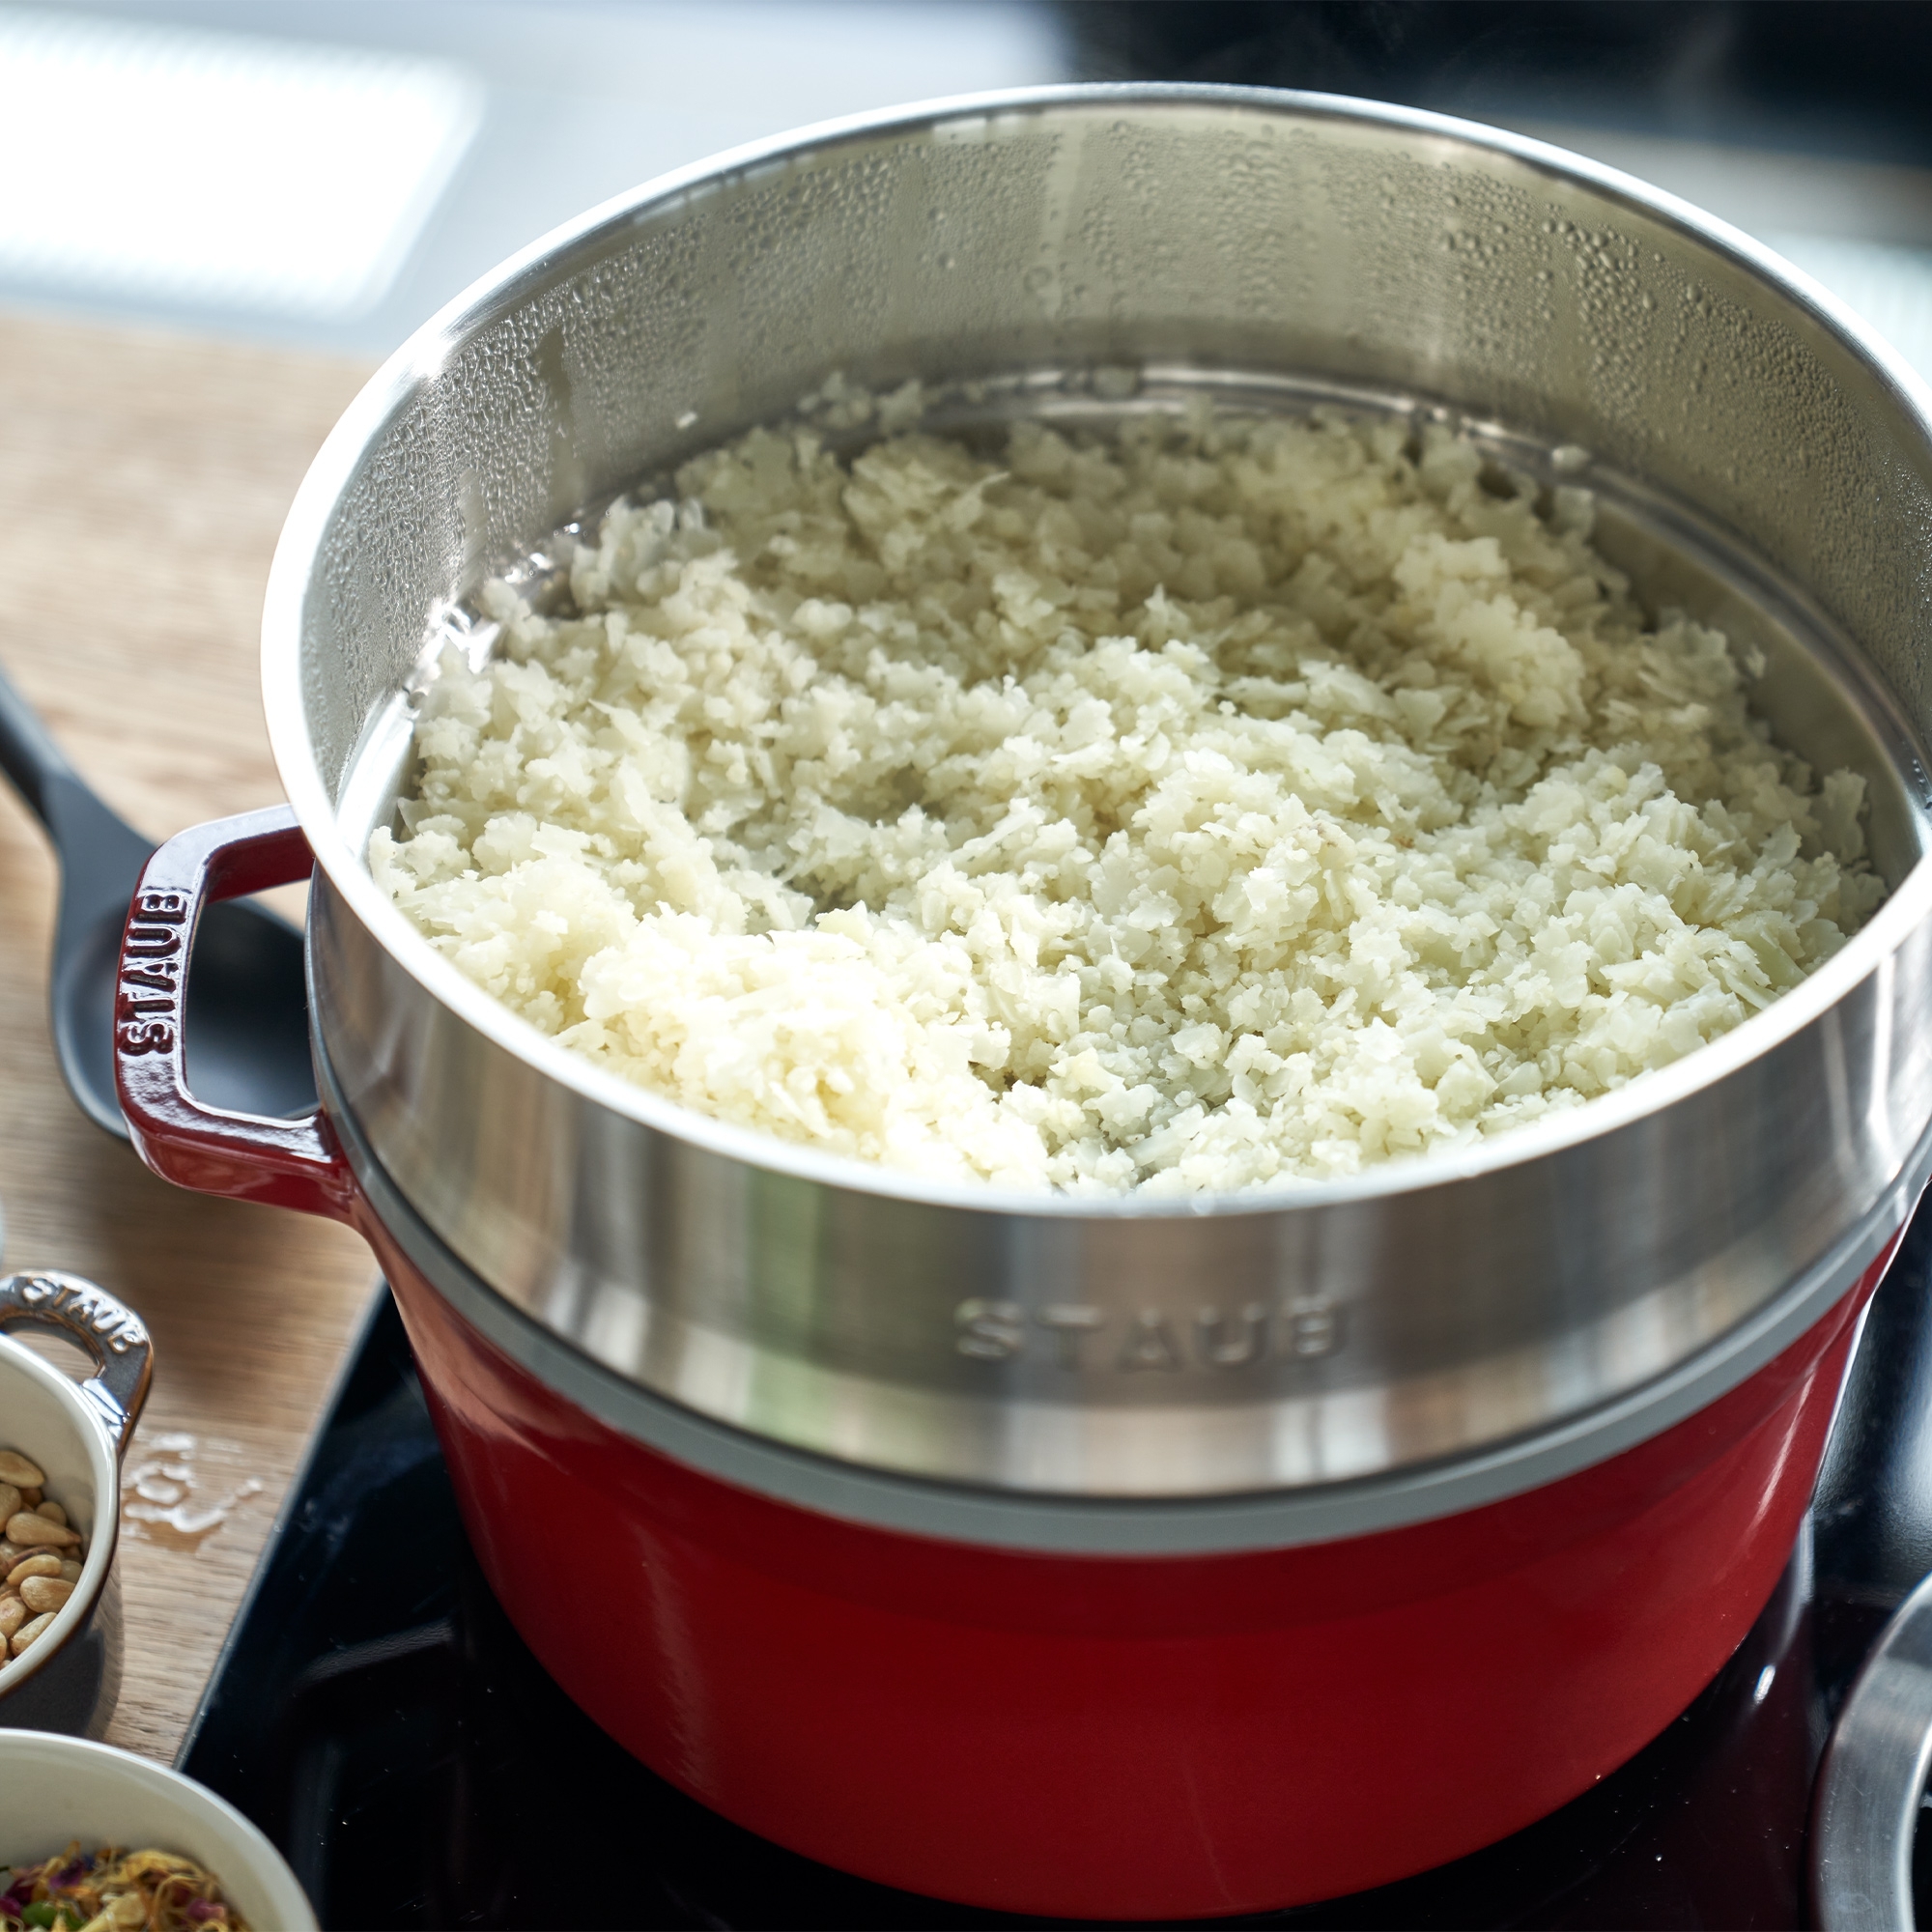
[18,1274,149,1354]
[115,888,190,1057]
[955,1296,1345,1369]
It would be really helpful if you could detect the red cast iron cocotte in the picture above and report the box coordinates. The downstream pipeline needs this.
[117,90,1932,1917]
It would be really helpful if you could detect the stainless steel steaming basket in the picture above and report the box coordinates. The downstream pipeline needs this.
[264,87,1932,1537]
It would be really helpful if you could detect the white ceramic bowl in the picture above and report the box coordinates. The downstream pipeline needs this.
[0,1268,153,1733]
[0,1730,317,1930]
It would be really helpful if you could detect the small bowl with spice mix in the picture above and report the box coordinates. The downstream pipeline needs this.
[0,1730,317,1931]
[0,1261,152,1737]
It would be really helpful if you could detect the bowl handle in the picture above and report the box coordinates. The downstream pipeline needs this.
[0,1271,153,1456]
[113,806,358,1226]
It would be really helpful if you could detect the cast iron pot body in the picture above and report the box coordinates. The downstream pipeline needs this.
[114,89,1932,1916]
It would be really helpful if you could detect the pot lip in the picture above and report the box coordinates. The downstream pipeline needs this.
[0,1335,118,1705]
[266,80,1932,1223]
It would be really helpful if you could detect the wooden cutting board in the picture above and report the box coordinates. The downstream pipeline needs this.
[0,309,382,1761]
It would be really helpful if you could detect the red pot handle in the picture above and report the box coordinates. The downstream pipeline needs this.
[113,804,358,1224]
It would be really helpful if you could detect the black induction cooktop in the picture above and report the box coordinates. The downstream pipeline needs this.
[170,1191,1932,1930]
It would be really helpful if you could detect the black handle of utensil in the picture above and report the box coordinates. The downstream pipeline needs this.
[0,658,81,829]
[1,654,316,1142]
[0,658,156,905]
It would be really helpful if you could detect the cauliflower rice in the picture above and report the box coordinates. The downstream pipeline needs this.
[372,404,1885,1193]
